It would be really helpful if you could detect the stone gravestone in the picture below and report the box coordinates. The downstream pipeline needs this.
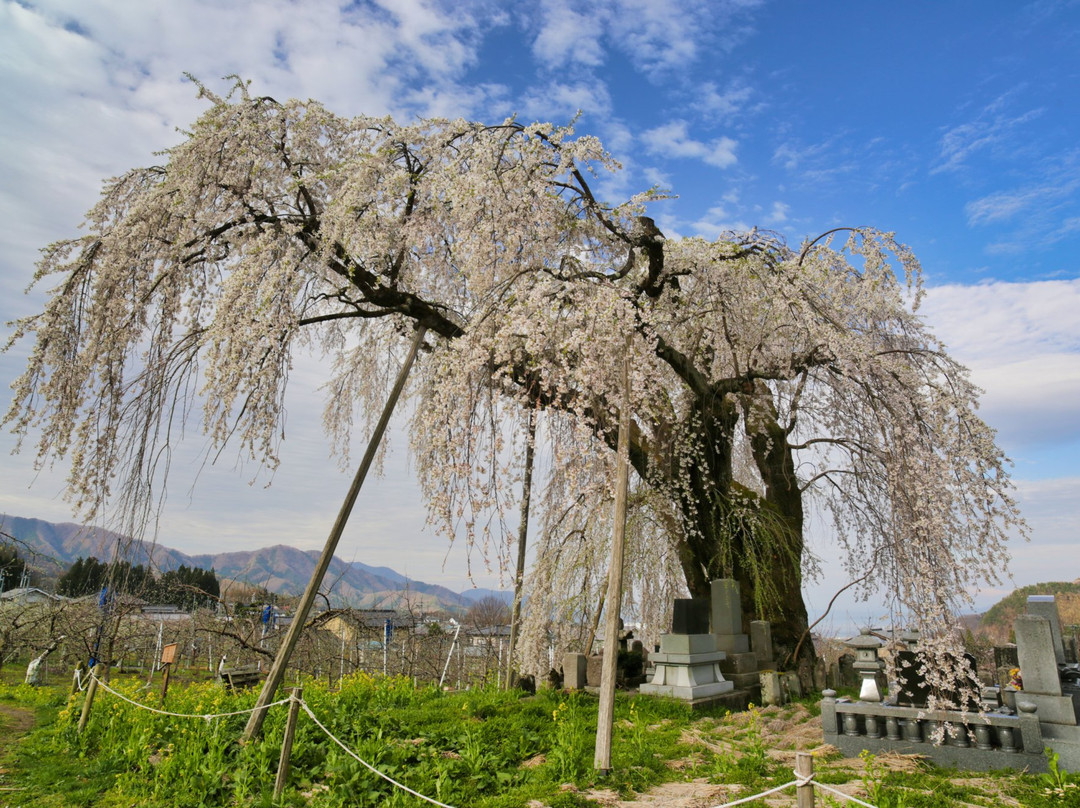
[894,650,931,708]
[1015,613,1078,725]
[1027,595,1067,665]
[838,653,858,688]
[586,652,605,687]
[673,598,710,635]
[895,650,979,710]
[750,620,775,670]
[563,653,587,690]
[640,596,733,703]
[710,579,761,693]
[994,644,1020,692]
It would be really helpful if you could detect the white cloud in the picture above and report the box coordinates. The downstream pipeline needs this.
[687,205,751,240]
[531,0,609,68]
[765,201,789,225]
[921,279,1080,450]
[642,121,738,168]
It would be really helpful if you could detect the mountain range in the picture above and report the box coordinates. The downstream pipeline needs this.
[0,513,507,612]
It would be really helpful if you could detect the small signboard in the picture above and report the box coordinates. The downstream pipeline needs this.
[160,643,178,666]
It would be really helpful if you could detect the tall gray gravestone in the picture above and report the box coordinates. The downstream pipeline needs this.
[1027,595,1067,665]
[1014,613,1078,725]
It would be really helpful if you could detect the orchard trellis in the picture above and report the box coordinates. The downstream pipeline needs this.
[5,78,1022,691]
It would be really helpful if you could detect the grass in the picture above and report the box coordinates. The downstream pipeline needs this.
[2,666,1079,807]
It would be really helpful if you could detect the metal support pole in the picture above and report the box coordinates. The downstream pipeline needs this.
[242,326,426,742]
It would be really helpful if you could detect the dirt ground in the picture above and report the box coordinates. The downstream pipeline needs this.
[564,705,1025,808]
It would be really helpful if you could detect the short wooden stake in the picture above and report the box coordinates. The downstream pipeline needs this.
[160,661,172,702]
[796,750,814,808]
[274,688,303,801]
[78,664,101,733]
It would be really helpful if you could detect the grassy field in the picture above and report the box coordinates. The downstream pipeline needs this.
[1,664,1078,808]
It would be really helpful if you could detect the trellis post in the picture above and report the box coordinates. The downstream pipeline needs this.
[274,688,303,800]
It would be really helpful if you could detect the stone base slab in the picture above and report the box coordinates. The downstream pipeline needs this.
[658,633,721,655]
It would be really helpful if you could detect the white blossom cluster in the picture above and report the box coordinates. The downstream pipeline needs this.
[5,81,1023,676]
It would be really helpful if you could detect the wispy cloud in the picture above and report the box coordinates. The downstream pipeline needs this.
[933,90,1044,174]
[642,121,738,168]
[521,80,613,121]
[695,79,757,121]
[963,152,1080,253]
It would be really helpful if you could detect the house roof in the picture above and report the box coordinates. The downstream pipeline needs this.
[0,586,62,602]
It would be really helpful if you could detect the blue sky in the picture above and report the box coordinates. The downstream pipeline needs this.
[1,0,1078,626]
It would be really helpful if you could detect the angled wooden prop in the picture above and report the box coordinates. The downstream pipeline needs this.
[242,325,427,741]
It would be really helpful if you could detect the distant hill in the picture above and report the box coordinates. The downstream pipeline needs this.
[976,580,1080,642]
[0,513,505,613]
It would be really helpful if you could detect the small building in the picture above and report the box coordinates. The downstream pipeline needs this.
[0,586,62,606]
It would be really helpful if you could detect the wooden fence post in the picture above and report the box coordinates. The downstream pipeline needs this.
[78,664,101,733]
[796,750,815,808]
[274,688,303,801]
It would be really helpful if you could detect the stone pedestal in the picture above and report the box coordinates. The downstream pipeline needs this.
[640,632,733,701]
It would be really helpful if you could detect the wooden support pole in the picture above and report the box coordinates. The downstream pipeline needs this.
[274,688,303,801]
[78,664,101,733]
[506,408,536,689]
[594,336,632,774]
[242,326,426,742]
[796,751,815,808]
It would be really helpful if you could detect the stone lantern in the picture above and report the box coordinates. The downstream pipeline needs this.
[845,628,887,702]
[899,627,921,651]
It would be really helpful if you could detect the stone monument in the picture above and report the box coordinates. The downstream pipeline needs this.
[639,596,734,702]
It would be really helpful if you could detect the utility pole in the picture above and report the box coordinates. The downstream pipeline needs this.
[242,326,426,741]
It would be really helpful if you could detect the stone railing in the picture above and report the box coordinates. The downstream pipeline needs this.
[821,690,1048,772]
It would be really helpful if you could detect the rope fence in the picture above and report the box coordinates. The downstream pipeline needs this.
[78,673,881,808]
[87,671,291,720]
[706,771,880,808]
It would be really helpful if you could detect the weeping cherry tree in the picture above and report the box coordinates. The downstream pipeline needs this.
[4,79,1024,680]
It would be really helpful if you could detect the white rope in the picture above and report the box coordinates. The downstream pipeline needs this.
[812,781,881,808]
[73,667,88,692]
[299,700,456,808]
[707,780,799,808]
[706,767,881,808]
[89,672,291,721]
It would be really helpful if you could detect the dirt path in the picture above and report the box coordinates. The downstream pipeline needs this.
[0,702,35,747]
[0,701,35,799]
